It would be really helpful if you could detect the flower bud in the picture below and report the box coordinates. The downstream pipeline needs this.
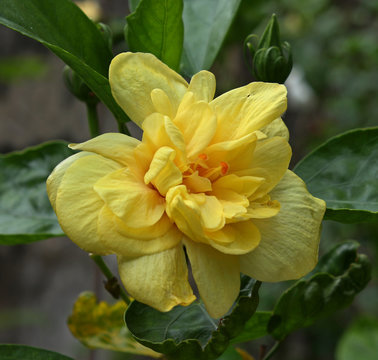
[63,66,99,106]
[245,14,293,84]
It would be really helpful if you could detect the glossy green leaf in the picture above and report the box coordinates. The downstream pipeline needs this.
[125,278,261,360]
[126,0,184,71]
[0,141,73,245]
[336,317,378,360]
[0,345,73,360]
[294,127,378,223]
[180,0,242,76]
[230,311,272,344]
[0,0,128,124]
[68,292,161,357]
[268,241,372,340]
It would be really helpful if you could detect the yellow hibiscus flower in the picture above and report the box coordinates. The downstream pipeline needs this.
[47,52,325,318]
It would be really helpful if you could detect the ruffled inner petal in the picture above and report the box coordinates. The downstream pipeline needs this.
[94,168,165,228]
[206,221,261,255]
[235,136,292,199]
[144,146,183,196]
[210,82,287,143]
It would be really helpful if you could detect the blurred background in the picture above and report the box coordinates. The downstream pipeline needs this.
[0,0,377,359]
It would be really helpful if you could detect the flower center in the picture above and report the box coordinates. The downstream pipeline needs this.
[184,153,229,182]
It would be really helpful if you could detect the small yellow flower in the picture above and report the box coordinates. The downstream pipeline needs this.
[47,52,325,318]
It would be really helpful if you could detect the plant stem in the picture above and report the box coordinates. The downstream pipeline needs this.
[86,103,100,138]
[89,254,131,305]
[117,119,131,135]
[262,341,281,360]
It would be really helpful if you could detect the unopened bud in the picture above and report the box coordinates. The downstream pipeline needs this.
[63,66,99,105]
[245,14,293,84]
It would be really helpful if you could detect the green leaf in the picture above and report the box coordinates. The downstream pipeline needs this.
[128,0,140,12]
[68,292,160,357]
[294,127,378,223]
[126,0,184,71]
[0,344,73,360]
[0,141,73,245]
[336,317,378,360]
[230,311,272,344]
[125,278,261,360]
[268,241,372,340]
[217,346,242,360]
[0,0,128,124]
[180,0,242,76]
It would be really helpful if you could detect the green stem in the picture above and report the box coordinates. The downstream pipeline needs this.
[262,341,281,360]
[117,119,131,136]
[89,254,131,305]
[86,103,100,138]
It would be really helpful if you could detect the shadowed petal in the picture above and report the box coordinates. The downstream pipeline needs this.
[184,239,240,318]
[98,206,181,257]
[118,245,195,312]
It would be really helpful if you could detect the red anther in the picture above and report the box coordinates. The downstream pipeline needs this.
[198,153,208,161]
[220,161,229,175]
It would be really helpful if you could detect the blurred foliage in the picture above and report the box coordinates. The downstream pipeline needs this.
[220,0,378,139]
[68,292,160,357]
[0,56,47,83]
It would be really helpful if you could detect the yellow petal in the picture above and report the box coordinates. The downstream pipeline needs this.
[207,221,261,255]
[183,171,212,193]
[236,136,291,199]
[187,70,216,102]
[47,151,90,211]
[69,133,140,167]
[261,117,289,140]
[144,146,183,196]
[118,246,195,312]
[211,82,287,143]
[212,174,264,198]
[98,206,181,257]
[240,170,326,281]
[166,186,225,241]
[109,52,188,127]
[55,154,122,254]
[246,199,281,219]
[211,188,248,220]
[205,132,258,172]
[174,100,217,159]
[150,88,175,119]
[94,168,165,228]
[142,113,187,168]
[184,239,240,318]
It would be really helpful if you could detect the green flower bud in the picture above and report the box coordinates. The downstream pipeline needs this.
[63,66,99,106]
[244,14,293,84]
